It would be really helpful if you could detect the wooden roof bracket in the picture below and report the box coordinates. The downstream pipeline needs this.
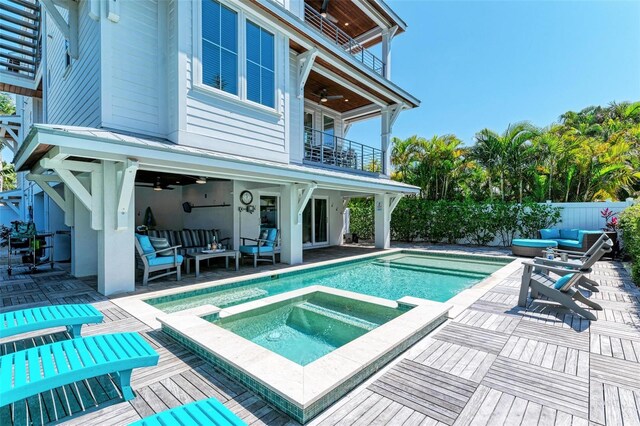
[295,182,318,224]
[41,0,79,59]
[297,48,319,99]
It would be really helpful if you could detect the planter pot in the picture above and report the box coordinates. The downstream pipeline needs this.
[605,231,619,258]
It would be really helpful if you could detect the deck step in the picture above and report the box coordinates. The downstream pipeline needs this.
[207,287,269,307]
[373,261,488,279]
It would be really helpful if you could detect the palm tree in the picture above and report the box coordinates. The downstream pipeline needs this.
[0,161,16,192]
[472,129,503,199]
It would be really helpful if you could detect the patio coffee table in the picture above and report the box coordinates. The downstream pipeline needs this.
[185,250,239,277]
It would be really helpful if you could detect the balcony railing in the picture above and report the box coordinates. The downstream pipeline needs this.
[304,4,385,76]
[304,127,382,173]
[0,0,41,82]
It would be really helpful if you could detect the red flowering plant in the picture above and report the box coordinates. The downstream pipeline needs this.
[601,208,619,232]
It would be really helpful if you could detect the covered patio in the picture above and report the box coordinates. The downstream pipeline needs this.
[13,125,418,296]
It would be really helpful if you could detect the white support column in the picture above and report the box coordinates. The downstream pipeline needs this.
[374,193,392,249]
[381,104,404,176]
[381,108,392,176]
[63,185,74,227]
[97,161,135,296]
[381,26,398,79]
[280,184,303,265]
[71,183,98,278]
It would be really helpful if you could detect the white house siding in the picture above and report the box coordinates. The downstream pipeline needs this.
[135,186,184,230]
[0,205,20,227]
[166,0,179,139]
[177,0,289,163]
[101,0,167,136]
[45,2,101,127]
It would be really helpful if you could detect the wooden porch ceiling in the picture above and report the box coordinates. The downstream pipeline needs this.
[306,0,376,39]
[135,170,229,187]
[0,82,42,98]
[304,70,374,113]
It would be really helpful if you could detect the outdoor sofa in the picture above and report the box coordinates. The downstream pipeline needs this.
[538,228,604,252]
[512,228,604,257]
[147,229,229,255]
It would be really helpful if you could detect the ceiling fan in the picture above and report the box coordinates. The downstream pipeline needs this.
[319,0,338,24]
[312,88,343,103]
[135,177,175,191]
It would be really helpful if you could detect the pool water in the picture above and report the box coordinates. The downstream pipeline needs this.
[210,292,407,365]
[148,252,510,313]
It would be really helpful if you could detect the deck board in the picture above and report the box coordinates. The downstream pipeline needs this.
[1,247,639,426]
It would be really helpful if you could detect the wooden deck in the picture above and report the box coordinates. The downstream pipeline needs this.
[1,246,638,425]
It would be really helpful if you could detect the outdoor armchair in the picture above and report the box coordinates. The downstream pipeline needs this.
[135,234,183,285]
[535,234,612,292]
[518,261,602,320]
[239,228,279,268]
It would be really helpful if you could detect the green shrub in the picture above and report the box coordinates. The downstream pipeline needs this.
[519,202,562,239]
[465,202,498,246]
[620,204,640,284]
[347,198,561,246]
[348,198,374,240]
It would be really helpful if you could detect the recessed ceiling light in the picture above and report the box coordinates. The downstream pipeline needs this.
[344,99,349,102]
[345,23,349,26]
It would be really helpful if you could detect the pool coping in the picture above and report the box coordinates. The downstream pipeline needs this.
[111,248,520,329]
[157,286,450,423]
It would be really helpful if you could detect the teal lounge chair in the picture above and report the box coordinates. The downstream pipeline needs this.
[0,304,103,339]
[239,228,279,267]
[130,397,246,426]
[0,332,159,407]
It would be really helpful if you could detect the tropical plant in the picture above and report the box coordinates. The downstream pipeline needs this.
[389,101,640,202]
[0,92,17,192]
[619,204,640,284]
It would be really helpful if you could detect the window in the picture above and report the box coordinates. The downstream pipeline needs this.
[304,112,314,145]
[246,21,274,108]
[202,0,238,95]
[323,115,335,147]
[260,196,279,229]
[64,39,71,69]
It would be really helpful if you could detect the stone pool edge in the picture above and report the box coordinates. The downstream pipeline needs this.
[157,286,450,423]
[110,248,518,328]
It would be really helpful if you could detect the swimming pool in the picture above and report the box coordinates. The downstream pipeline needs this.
[146,251,511,313]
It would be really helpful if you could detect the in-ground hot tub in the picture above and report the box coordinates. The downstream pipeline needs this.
[159,286,450,423]
[214,290,408,366]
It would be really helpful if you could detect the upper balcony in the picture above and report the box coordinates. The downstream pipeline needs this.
[0,0,43,98]
[301,0,407,80]
[304,3,385,76]
[304,127,382,174]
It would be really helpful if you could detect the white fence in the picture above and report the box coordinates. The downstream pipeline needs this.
[548,200,636,230]
[344,199,636,246]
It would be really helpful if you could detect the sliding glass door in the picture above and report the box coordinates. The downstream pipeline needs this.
[302,197,328,247]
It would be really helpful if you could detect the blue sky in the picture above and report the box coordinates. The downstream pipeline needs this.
[350,0,640,147]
